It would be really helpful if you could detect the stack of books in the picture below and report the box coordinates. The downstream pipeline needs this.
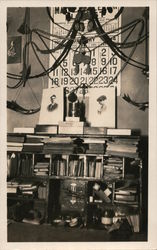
[58,121,84,135]
[7,136,24,152]
[86,143,105,154]
[22,142,44,152]
[83,137,106,154]
[7,134,25,143]
[25,134,49,143]
[114,187,138,205]
[103,157,123,180]
[106,138,139,158]
[33,162,49,176]
[13,127,34,134]
[107,129,132,136]
[7,180,39,198]
[43,137,74,154]
[7,180,19,194]
[35,124,58,134]
[84,126,107,136]
[18,181,38,197]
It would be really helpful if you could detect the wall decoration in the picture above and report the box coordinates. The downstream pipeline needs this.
[87,88,116,127]
[7,7,149,115]
[7,36,22,64]
[122,94,148,111]
[49,7,122,95]
[38,88,64,125]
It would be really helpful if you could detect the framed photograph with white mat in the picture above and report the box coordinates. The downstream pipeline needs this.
[38,88,64,125]
[87,87,116,128]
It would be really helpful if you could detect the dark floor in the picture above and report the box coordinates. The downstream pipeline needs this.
[8,222,147,242]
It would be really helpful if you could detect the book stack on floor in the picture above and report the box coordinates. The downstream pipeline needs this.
[22,217,42,225]
[43,137,74,154]
[33,162,49,177]
[7,134,25,152]
[22,208,44,225]
[103,157,123,180]
[106,138,139,158]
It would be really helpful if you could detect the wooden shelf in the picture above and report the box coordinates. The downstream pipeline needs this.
[7,133,143,231]
[7,195,46,202]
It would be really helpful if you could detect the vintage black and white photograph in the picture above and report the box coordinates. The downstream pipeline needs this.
[0,1,157,249]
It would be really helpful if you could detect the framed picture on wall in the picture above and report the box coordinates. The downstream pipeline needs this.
[38,88,64,125]
[7,36,22,64]
[87,87,116,128]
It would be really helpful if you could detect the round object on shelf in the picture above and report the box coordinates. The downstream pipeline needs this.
[101,216,113,225]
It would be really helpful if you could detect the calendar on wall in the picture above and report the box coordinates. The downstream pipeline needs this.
[49,7,121,96]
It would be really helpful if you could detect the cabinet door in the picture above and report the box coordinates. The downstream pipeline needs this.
[60,180,87,213]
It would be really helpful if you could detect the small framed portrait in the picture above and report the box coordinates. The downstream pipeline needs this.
[87,88,116,128]
[7,36,22,64]
[38,88,64,125]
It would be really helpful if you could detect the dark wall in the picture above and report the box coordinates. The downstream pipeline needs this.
[7,7,148,135]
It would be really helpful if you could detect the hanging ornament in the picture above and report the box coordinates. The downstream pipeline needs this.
[66,12,72,22]
[85,64,91,75]
[74,64,80,75]
[87,20,95,32]
[107,7,113,13]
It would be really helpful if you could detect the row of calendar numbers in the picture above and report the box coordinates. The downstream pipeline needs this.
[51,46,120,89]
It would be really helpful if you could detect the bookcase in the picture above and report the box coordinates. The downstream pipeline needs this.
[7,133,144,232]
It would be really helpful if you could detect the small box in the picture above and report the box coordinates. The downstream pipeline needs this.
[65,117,80,122]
